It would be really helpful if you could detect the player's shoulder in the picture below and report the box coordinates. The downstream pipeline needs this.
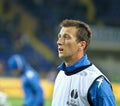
[88,77,115,106]
[89,76,113,95]
[96,77,111,88]
[25,70,36,79]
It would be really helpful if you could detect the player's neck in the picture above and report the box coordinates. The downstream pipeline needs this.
[65,54,84,67]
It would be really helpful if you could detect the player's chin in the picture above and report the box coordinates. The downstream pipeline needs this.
[58,54,65,59]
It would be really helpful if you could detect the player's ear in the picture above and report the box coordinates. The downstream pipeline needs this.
[78,41,86,50]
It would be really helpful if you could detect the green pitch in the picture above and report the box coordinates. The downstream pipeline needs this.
[9,97,120,106]
[116,101,120,106]
[9,97,52,106]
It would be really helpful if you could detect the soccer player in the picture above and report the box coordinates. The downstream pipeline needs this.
[8,54,44,106]
[52,19,116,106]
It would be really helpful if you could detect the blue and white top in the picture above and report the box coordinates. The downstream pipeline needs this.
[52,55,116,106]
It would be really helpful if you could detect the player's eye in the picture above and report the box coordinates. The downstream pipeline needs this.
[63,34,71,40]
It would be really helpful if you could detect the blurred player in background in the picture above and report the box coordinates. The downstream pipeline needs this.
[8,54,44,106]
[52,19,116,106]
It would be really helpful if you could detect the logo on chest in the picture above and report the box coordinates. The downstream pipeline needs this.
[66,89,79,106]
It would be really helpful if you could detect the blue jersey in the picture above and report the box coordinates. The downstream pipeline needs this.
[21,65,44,106]
[52,55,116,106]
[88,77,116,106]
[8,54,44,106]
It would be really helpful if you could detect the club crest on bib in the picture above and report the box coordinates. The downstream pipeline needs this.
[66,89,79,106]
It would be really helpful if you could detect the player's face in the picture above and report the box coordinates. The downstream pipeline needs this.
[57,26,82,62]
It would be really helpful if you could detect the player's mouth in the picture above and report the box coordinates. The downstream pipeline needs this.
[58,48,64,53]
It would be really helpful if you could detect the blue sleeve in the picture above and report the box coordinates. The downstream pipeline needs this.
[88,77,116,106]
[28,74,44,106]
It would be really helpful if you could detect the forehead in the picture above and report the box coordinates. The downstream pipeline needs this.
[59,26,78,36]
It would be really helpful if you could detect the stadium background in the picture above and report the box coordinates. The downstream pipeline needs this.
[0,0,120,105]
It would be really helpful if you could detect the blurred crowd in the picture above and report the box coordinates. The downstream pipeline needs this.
[0,0,120,77]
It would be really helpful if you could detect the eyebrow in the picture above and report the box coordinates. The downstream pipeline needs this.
[58,33,71,38]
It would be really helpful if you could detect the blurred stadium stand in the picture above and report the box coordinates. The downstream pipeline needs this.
[0,0,120,81]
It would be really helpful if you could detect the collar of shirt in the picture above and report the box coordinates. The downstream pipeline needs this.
[57,54,91,73]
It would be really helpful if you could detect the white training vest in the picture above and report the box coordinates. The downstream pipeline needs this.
[52,64,106,106]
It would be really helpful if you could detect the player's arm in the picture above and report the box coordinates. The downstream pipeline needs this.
[27,71,44,106]
[88,77,116,106]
